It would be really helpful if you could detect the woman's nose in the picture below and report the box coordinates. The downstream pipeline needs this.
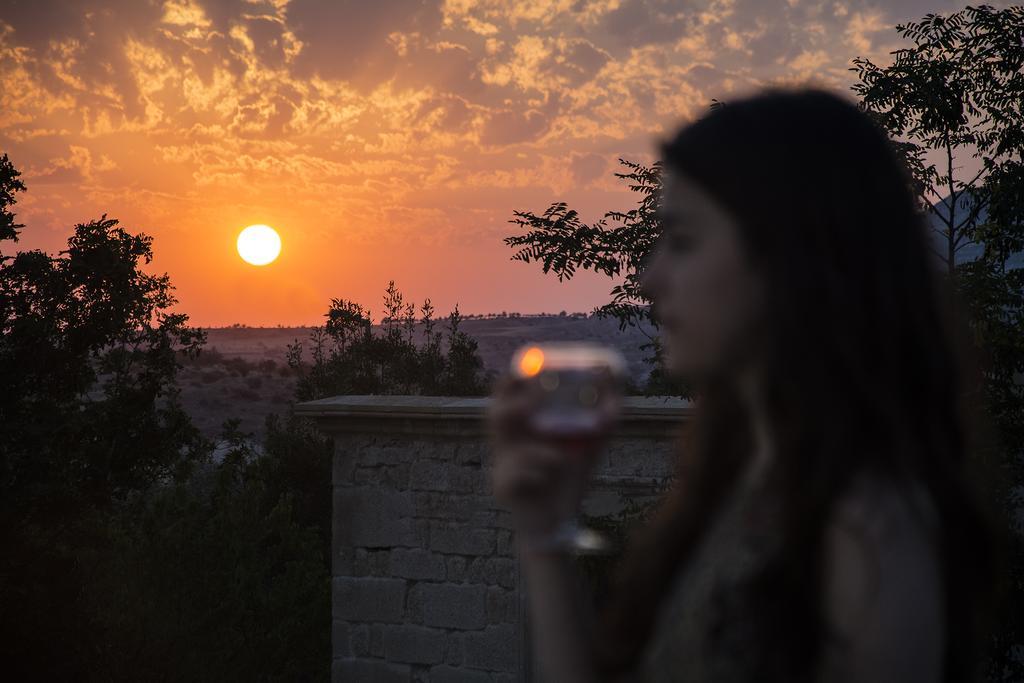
[638,251,661,301]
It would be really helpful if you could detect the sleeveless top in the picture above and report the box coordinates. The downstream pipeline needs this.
[632,453,779,683]
[630,458,941,683]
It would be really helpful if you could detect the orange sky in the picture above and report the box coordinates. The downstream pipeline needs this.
[0,0,989,327]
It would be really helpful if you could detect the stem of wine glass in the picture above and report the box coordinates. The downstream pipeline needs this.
[570,520,613,555]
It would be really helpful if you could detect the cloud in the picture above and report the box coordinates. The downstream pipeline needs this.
[480,107,550,146]
[242,16,293,69]
[788,48,830,73]
[602,0,697,46]
[843,8,888,53]
[0,0,166,120]
[444,0,618,30]
[0,0,992,262]
[286,0,446,88]
[569,151,608,186]
[392,37,486,98]
[33,144,117,183]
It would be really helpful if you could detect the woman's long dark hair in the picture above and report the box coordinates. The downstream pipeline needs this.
[593,88,996,682]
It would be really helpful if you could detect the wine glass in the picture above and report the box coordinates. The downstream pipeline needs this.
[510,341,628,555]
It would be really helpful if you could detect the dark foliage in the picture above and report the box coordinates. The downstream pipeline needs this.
[83,418,329,681]
[853,7,1024,677]
[504,158,691,397]
[288,279,494,400]
[0,157,330,680]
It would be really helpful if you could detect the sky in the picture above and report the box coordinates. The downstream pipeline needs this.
[0,0,996,327]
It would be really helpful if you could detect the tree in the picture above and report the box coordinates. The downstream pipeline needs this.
[0,155,333,679]
[85,418,329,681]
[441,303,488,395]
[852,7,1024,678]
[504,157,689,396]
[0,153,25,244]
[506,162,659,333]
[851,5,1024,276]
[0,156,210,676]
[417,297,447,394]
[288,281,494,400]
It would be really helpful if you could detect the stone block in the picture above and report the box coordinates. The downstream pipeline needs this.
[352,464,411,490]
[485,587,515,625]
[371,623,385,657]
[456,442,484,465]
[414,492,474,521]
[465,558,515,589]
[335,545,356,575]
[390,548,446,581]
[468,510,495,528]
[496,530,513,557]
[336,487,417,549]
[580,489,623,517]
[354,466,382,485]
[333,451,356,484]
[463,625,517,673]
[333,577,406,623]
[386,463,411,490]
[383,625,446,664]
[410,460,450,491]
[463,557,487,584]
[406,582,424,623]
[413,583,486,630]
[359,443,413,466]
[444,632,464,666]
[412,518,432,546]
[606,444,673,478]
[351,624,370,656]
[430,523,495,556]
[428,665,491,683]
[333,620,352,657]
[331,657,410,682]
[354,548,391,577]
[494,560,515,590]
[450,466,483,494]
[491,511,515,530]
[445,555,467,582]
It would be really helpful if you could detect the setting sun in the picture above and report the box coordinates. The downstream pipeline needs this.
[237,225,281,266]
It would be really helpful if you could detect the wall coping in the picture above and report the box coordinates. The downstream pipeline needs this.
[296,394,694,436]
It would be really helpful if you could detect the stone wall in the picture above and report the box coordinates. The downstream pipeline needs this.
[296,395,691,682]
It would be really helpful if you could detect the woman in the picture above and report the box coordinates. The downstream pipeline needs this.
[488,88,995,683]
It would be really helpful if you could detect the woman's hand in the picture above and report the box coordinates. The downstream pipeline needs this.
[488,372,610,683]
[487,373,604,539]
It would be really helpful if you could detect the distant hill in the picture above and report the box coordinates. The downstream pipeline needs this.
[180,315,656,439]
[199,314,655,382]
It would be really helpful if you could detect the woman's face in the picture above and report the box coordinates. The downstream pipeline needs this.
[639,171,765,382]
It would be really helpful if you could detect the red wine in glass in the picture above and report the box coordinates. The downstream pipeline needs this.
[510,342,627,554]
